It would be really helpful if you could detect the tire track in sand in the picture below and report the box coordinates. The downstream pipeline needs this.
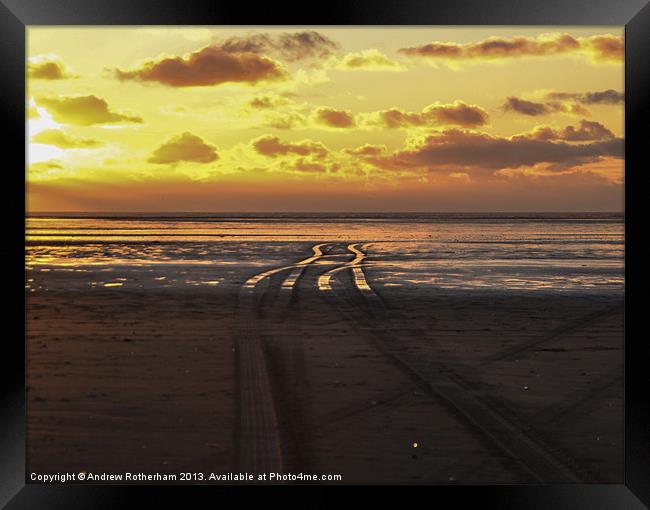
[317,243,383,307]
[234,243,328,476]
[320,244,583,483]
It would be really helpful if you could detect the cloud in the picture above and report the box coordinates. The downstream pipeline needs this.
[503,97,555,116]
[261,101,487,132]
[369,101,489,128]
[449,171,471,182]
[368,128,623,174]
[545,89,624,105]
[344,144,387,156]
[314,107,356,128]
[29,160,64,175]
[33,160,64,170]
[28,57,76,80]
[31,129,103,149]
[248,94,292,109]
[217,31,339,62]
[114,47,286,87]
[264,111,307,130]
[398,33,623,63]
[252,135,328,158]
[428,102,489,127]
[148,132,218,164]
[293,158,328,173]
[520,120,615,142]
[583,34,624,63]
[332,49,405,71]
[37,95,143,126]
[503,96,589,117]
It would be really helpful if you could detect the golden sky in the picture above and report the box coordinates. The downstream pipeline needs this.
[27,27,624,212]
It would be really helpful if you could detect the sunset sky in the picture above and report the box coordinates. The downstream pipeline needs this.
[27,27,624,212]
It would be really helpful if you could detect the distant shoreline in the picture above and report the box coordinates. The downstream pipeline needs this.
[26,211,625,221]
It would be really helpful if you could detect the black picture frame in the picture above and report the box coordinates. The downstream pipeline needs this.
[2,0,648,507]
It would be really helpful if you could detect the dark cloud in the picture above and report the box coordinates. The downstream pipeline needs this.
[520,120,615,142]
[429,102,489,127]
[114,47,286,87]
[314,107,356,128]
[468,34,579,58]
[503,97,554,116]
[377,108,426,128]
[28,59,76,80]
[252,135,328,158]
[368,129,623,174]
[399,42,463,58]
[503,96,590,117]
[373,101,489,128]
[504,89,623,118]
[398,33,623,63]
[218,31,339,62]
[37,95,143,126]
[545,89,624,105]
[31,129,103,149]
[561,122,614,141]
[148,132,218,164]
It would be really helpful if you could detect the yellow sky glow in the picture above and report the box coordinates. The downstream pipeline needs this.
[27,26,624,212]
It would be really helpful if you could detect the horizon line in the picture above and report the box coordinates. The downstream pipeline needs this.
[26,210,625,215]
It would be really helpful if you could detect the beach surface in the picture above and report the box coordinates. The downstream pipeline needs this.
[26,215,624,483]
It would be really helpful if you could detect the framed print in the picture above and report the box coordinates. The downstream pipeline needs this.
[2,0,649,507]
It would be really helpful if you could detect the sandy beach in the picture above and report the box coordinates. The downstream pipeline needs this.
[26,235,623,483]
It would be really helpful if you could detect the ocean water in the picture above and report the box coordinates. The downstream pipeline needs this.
[25,213,624,294]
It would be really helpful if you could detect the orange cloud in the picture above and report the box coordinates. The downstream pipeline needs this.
[370,101,489,129]
[148,132,218,164]
[399,33,623,63]
[37,95,143,126]
[314,107,356,128]
[252,135,328,158]
[114,47,286,87]
[31,129,103,149]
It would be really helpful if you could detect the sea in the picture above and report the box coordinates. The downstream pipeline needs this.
[25,212,624,294]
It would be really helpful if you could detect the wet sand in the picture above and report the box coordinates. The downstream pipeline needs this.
[26,243,623,483]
